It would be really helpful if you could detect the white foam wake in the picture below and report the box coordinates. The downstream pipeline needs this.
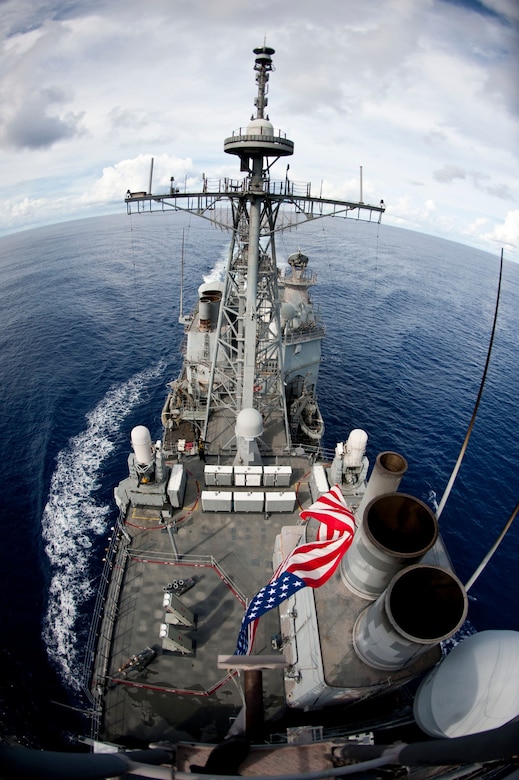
[41,361,165,690]
[203,248,228,283]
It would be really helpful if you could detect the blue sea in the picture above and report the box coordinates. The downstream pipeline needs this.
[0,212,518,746]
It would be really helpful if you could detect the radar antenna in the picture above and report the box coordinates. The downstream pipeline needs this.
[253,45,275,119]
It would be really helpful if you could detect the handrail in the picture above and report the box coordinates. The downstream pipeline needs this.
[3,720,518,779]
[81,513,130,740]
[128,550,248,606]
[226,126,291,140]
[81,517,127,690]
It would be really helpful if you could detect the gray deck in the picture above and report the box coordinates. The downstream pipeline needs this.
[90,422,454,748]
[94,453,313,745]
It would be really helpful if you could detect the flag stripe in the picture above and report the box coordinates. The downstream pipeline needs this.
[234,485,356,655]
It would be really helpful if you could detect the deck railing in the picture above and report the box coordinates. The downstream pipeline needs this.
[128,549,248,606]
[81,512,130,738]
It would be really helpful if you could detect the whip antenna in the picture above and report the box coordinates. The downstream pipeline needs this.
[179,228,185,321]
[436,248,504,519]
[465,501,519,591]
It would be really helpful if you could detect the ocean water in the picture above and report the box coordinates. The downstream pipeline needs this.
[0,212,517,746]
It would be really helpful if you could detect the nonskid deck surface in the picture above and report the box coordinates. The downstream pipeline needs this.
[95,447,450,746]
[98,454,313,745]
[175,741,341,775]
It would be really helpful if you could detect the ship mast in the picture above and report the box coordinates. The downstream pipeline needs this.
[125,46,385,459]
[229,47,292,413]
[206,46,295,459]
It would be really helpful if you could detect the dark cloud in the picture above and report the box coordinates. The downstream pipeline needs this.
[2,0,106,38]
[3,86,84,149]
[433,164,467,183]
[433,164,512,199]
[473,176,512,199]
[438,0,518,24]
[424,130,449,145]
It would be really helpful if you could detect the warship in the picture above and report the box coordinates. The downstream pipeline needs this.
[2,45,517,780]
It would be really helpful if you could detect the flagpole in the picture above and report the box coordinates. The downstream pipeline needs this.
[218,655,289,741]
[244,669,264,741]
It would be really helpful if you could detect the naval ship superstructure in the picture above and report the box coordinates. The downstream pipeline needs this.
[68,46,518,777]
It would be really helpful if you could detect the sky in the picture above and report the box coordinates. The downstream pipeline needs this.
[0,0,518,261]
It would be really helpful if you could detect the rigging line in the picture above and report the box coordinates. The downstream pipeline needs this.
[128,209,140,319]
[319,218,341,354]
[366,221,381,388]
[180,227,185,319]
[129,211,139,321]
[436,248,504,520]
[465,500,519,592]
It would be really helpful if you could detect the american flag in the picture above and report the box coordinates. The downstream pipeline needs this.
[234,485,355,655]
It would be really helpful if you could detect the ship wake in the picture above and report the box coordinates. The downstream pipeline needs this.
[41,361,166,690]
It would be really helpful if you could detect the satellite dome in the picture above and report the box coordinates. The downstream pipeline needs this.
[235,408,263,440]
[414,629,519,737]
[280,302,298,323]
[246,117,274,136]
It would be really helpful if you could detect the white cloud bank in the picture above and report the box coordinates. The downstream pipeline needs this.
[0,0,517,261]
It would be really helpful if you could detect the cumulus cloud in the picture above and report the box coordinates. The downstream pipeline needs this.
[383,195,437,230]
[0,152,201,233]
[483,209,519,250]
[82,154,197,206]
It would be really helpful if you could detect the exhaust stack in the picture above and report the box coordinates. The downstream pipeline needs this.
[355,451,408,525]
[199,298,212,332]
[353,564,468,671]
[341,492,438,600]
